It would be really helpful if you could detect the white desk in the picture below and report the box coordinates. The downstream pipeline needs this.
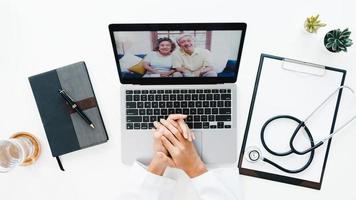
[1,0,355,199]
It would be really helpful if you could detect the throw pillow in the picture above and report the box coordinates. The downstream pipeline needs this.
[119,54,144,73]
[128,60,146,75]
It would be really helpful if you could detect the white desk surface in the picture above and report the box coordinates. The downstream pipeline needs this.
[1,0,355,199]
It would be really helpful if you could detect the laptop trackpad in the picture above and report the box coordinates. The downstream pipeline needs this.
[192,130,203,158]
[201,129,237,164]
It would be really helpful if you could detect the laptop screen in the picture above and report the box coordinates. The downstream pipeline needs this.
[109,23,246,84]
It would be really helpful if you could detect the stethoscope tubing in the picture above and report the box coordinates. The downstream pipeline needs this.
[289,121,324,155]
[260,115,316,173]
[247,86,356,174]
[289,86,355,155]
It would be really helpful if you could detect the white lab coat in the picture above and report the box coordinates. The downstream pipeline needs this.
[118,162,241,200]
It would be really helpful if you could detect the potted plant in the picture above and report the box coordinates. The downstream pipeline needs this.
[304,14,326,33]
[324,28,353,52]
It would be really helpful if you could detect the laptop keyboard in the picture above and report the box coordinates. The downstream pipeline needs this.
[125,89,232,130]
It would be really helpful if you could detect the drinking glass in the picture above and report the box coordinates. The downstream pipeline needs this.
[0,132,40,173]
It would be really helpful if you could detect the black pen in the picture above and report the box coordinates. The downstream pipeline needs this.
[59,89,95,129]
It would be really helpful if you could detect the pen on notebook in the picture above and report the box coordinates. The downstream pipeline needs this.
[59,89,95,129]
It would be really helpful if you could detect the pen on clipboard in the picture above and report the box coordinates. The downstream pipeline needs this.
[59,89,95,129]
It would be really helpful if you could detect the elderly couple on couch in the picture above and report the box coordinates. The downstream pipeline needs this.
[140,34,217,78]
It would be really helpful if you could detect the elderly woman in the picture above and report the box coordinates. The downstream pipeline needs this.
[143,37,176,77]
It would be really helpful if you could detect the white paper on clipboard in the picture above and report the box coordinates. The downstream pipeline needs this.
[238,54,346,189]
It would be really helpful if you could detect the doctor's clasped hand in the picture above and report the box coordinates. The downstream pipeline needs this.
[119,114,240,200]
[149,114,208,178]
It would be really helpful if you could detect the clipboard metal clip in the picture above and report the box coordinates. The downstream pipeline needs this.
[281,58,326,77]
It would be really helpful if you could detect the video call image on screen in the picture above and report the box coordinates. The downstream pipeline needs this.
[114,30,242,78]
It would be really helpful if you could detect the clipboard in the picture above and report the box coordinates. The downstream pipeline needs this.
[238,54,346,189]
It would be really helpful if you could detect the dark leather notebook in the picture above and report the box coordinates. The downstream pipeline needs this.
[29,62,108,167]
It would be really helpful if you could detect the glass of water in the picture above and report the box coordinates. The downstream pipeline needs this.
[0,132,40,173]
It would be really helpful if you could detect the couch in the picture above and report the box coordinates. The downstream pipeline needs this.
[118,54,237,78]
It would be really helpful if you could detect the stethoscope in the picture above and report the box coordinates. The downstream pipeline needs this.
[245,86,356,174]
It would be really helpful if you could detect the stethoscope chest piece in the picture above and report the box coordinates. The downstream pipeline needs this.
[245,146,262,163]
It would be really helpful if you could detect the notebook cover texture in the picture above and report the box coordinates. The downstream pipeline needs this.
[29,62,108,157]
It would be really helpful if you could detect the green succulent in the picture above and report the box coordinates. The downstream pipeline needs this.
[324,28,353,52]
[304,14,326,33]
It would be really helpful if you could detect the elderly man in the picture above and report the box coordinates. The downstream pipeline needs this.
[172,34,217,77]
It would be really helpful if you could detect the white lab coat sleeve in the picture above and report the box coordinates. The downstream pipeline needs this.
[191,168,240,200]
[118,161,177,200]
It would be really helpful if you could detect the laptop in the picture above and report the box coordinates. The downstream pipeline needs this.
[109,23,246,164]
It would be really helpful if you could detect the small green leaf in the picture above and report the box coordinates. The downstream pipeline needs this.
[332,42,337,51]
[326,42,333,48]
[326,32,334,38]
[340,32,351,39]
[342,28,349,33]
[345,40,353,47]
